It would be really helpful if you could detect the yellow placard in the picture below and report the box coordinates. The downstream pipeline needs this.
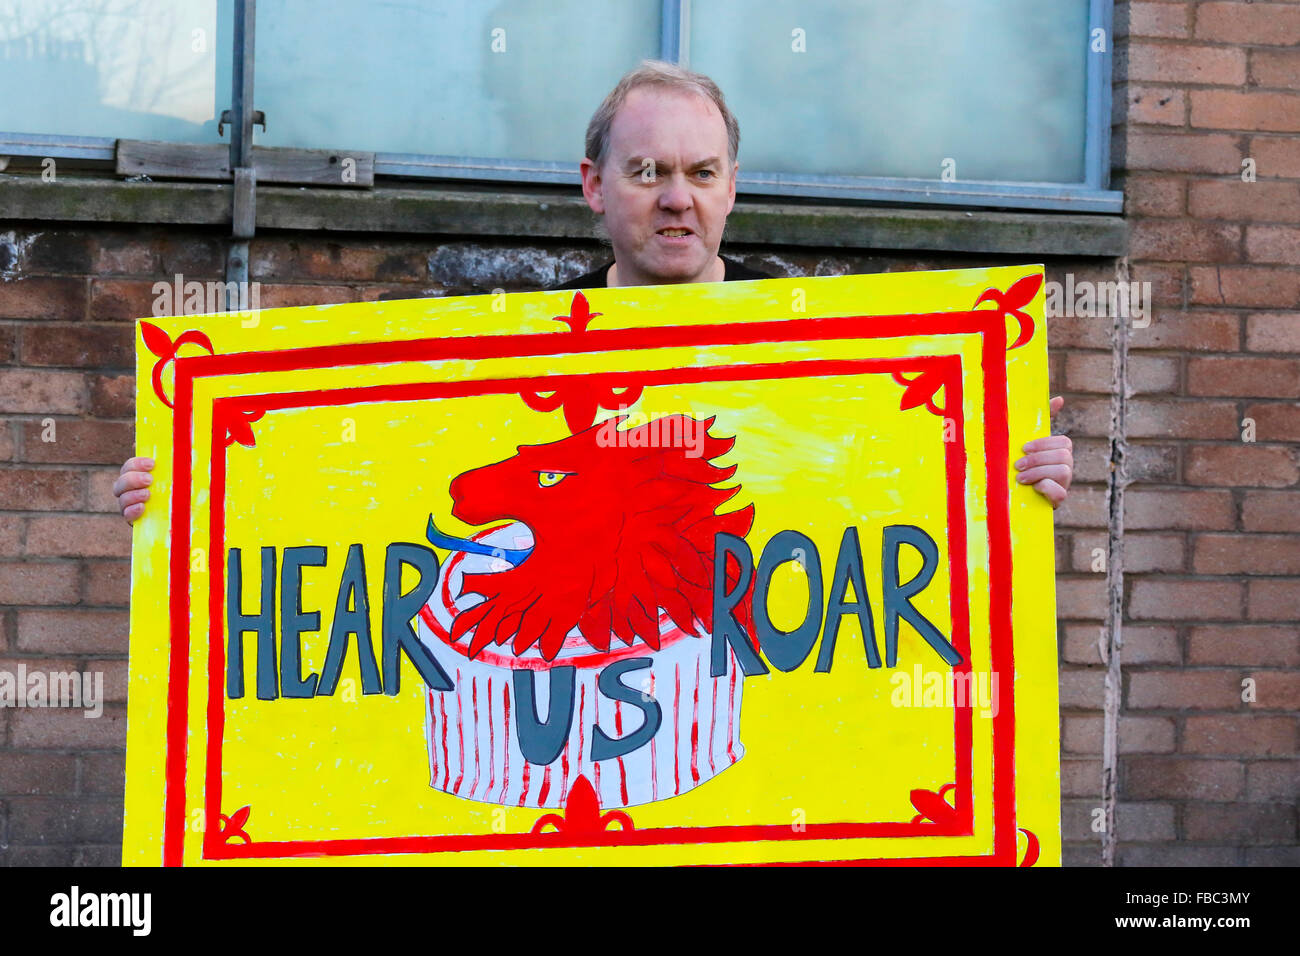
[125,265,1060,866]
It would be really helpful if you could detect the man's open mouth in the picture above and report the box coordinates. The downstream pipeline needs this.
[657,228,693,237]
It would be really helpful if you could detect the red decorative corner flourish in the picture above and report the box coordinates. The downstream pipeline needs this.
[140,321,215,409]
[530,775,634,835]
[892,361,954,417]
[521,291,642,433]
[217,806,252,845]
[973,274,1043,351]
[1018,827,1041,867]
[909,783,960,827]
[214,405,266,448]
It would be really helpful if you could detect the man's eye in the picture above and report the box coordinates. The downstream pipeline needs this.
[537,471,567,487]
[697,170,714,179]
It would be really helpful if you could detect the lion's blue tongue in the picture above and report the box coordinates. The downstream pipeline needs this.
[426,515,532,567]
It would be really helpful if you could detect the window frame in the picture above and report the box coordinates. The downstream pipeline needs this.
[0,0,1119,213]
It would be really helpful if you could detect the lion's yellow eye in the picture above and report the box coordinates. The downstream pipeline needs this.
[537,471,567,488]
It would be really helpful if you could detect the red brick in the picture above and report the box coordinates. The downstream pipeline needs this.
[0,561,80,605]
[0,752,77,795]
[86,468,122,513]
[1243,490,1300,531]
[1122,42,1248,85]
[1248,579,1300,620]
[252,239,425,283]
[1189,179,1300,221]
[16,609,128,654]
[1061,758,1102,798]
[1064,715,1177,754]
[92,236,158,275]
[20,324,133,369]
[1252,49,1300,90]
[1128,669,1248,708]
[1130,311,1240,351]
[1071,532,1185,573]
[1065,624,1183,665]
[1052,488,1108,531]
[1189,625,1300,666]
[0,514,23,556]
[1122,132,1243,174]
[1188,356,1300,396]
[80,751,126,794]
[1123,174,1187,217]
[1129,580,1244,620]
[1126,488,1236,529]
[1118,85,1186,126]
[87,373,135,417]
[83,560,130,606]
[9,707,126,750]
[1118,2,1192,39]
[1244,404,1300,446]
[1190,265,1300,308]
[1187,444,1299,487]
[1127,400,1240,438]
[1194,533,1300,575]
[0,324,16,363]
[1126,758,1244,800]
[95,658,129,703]
[1121,716,1178,754]
[1249,136,1300,178]
[0,277,87,321]
[1048,396,1111,437]
[1246,312,1300,351]
[1247,224,1300,265]
[257,284,358,309]
[5,795,124,844]
[0,369,85,414]
[1192,91,1300,133]
[25,515,130,558]
[1196,2,1300,45]
[0,422,13,462]
[1130,219,1241,262]
[87,278,168,322]
[18,420,132,465]
[1184,803,1296,842]
[0,468,83,510]
[1246,760,1299,801]
[1185,715,1297,756]
[1055,577,1109,618]
[1117,845,1241,866]
[1060,668,1106,708]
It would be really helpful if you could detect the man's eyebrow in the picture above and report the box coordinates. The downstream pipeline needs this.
[621,155,725,172]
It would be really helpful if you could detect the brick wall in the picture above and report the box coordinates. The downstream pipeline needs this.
[1085,0,1299,864]
[1,0,1297,866]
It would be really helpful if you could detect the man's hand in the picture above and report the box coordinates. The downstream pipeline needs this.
[114,457,155,524]
[1014,395,1073,509]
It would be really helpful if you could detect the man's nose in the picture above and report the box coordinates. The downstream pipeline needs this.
[657,173,693,211]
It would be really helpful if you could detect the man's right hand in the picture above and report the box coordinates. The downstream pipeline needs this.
[114,457,155,524]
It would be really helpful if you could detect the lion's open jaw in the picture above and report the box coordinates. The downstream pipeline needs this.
[445,414,754,662]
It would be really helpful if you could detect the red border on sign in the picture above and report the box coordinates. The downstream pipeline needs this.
[161,308,1019,866]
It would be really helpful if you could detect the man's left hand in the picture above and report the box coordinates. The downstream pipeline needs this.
[1014,395,1073,509]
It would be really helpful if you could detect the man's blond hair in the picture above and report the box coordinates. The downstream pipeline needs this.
[585,60,740,170]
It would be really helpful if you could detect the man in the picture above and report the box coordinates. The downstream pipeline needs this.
[114,60,1072,520]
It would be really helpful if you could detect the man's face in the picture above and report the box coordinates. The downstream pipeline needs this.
[580,86,738,286]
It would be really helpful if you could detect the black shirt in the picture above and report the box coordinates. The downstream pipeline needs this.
[549,255,772,290]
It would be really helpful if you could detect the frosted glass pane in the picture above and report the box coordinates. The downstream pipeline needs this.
[255,0,661,160]
[691,0,1090,183]
[0,0,228,143]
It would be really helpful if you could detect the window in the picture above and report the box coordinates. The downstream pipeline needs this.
[0,0,1119,212]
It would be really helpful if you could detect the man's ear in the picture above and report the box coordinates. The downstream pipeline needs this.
[726,159,739,215]
[580,157,606,215]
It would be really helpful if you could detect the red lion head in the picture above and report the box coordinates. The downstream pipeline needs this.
[447,414,754,662]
